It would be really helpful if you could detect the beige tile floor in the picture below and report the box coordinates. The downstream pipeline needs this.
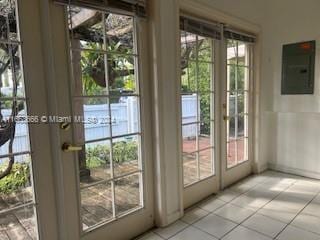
[136,171,320,240]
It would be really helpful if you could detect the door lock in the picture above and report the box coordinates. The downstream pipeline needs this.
[62,142,82,152]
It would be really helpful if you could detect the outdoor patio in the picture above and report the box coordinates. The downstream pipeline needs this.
[183,137,246,185]
[0,160,142,239]
[0,189,37,240]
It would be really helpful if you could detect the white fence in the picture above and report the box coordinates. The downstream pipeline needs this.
[181,95,197,138]
[0,95,198,163]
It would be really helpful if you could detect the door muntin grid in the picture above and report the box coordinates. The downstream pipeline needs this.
[67,6,144,232]
[226,40,250,169]
[180,30,215,187]
[0,1,39,239]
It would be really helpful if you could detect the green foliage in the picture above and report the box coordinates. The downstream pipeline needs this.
[81,50,106,97]
[181,37,246,135]
[228,65,245,92]
[80,42,135,102]
[199,94,210,134]
[124,77,135,91]
[85,140,138,169]
[86,144,110,169]
[109,56,135,92]
[0,162,30,194]
[113,140,138,163]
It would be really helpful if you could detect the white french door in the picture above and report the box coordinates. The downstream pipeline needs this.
[180,26,220,208]
[220,39,254,188]
[180,16,255,206]
[47,2,154,240]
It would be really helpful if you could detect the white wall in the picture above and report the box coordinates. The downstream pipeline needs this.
[262,0,320,178]
[193,0,266,24]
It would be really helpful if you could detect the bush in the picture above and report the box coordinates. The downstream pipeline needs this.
[0,162,30,194]
[86,145,110,168]
[85,140,138,168]
[112,141,138,163]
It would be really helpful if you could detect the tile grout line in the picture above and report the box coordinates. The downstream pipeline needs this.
[183,174,281,239]
[164,198,230,239]
[273,189,320,240]
[149,172,319,240]
[216,177,299,239]
[160,188,242,240]
[153,230,166,239]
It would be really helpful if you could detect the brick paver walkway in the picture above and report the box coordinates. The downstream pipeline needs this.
[183,137,246,185]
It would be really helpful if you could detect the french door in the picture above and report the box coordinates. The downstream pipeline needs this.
[48,2,154,240]
[180,16,255,206]
[221,39,254,188]
[180,22,220,208]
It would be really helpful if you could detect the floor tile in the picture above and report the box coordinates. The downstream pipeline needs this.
[214,204,255,223]
[291,214,320,235]
[221,226,272,240]
[242,213,287,238]
[230,194,268,210]
[282,187,316,202]
[240,177,264,186]
[257,181,292,192]
[313,194,320,204]
[229,183,255,194]
[198,198,226,212]
[263,196,307,213]
[193,213,237,238]
[141,171,320,240]
[302,202,320,218]
[153,220,188,239]
[216,189,240,202]
[258,208,297,223]
[246,187,279,199]
[246,175,269,184]
[294,180,320,192]
[136,232,164,240]
[169,226,218,240]
[182,207,209,224]
[276,225,320,240]
[258,196,305,223]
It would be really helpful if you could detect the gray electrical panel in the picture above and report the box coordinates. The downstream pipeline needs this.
[281,41,316,95]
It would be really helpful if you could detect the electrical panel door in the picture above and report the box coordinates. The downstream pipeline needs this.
[281,41,316,95]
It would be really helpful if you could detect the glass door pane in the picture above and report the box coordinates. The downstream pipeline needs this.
[226,40,250,168]
[180,31,215,186]
[0,1,38,239]
[67,6,144,232]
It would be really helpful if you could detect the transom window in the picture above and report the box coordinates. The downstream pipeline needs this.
[180,30,215,186]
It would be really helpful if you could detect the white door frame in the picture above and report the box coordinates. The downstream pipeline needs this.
[14,0,59,239]
[220,39,255,188]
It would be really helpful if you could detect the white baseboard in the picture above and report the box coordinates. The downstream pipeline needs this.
[254,162,268,174]
[268,163,320,180]
[155,210,183,227]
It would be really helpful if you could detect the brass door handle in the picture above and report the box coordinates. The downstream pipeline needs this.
[62,142,82,152]
[223,116,230,121]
